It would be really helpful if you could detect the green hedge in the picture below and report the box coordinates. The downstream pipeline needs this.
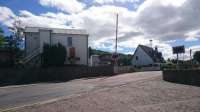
[42,43,67,67]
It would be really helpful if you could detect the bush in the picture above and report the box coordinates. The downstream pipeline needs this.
[194,51,200,63]
[42,43,67,67]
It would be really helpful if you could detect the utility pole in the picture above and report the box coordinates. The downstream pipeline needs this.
[115,14,118,54]
[190,49,192,60]
[190,49,192,64]
[113,14,119,74]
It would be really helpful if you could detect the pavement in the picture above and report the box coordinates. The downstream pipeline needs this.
[1,71,200,112]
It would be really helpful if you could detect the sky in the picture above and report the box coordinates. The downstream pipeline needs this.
[0,0,200,60]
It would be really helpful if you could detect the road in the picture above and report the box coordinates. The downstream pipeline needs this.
[0,71,161,110]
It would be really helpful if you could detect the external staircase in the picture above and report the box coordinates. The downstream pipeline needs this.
[20,48,41,67]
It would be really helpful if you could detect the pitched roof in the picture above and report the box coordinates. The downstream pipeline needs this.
[24,27,89,35]
[138,45,164,63]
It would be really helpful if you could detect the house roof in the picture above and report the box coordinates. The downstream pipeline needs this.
[24,27,89,35]
[134,45,164,63]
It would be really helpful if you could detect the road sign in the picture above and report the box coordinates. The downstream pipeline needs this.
[112,53,119,60]
[173,46,185,54]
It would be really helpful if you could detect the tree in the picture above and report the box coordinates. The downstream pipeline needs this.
[9,19,24,49]
[0,28,4,46]
[89,46,93,58]
[42,43,67,66]
[193,51,200,63]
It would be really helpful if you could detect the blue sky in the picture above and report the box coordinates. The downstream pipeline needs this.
[0,0,200,59]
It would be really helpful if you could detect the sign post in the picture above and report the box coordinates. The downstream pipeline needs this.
[172,45,185,69]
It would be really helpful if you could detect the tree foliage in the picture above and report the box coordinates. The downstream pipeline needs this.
[193,51,200,63]
[42,43,67,67]
[0,28,4,46]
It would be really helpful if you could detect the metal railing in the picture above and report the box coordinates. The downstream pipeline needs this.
[21,48,40,64]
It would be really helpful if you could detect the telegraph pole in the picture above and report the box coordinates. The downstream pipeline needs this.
[113,14,119,74]
[190,49,192,64]
[115,14,118,54]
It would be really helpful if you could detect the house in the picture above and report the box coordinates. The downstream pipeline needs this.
[24,27,89,65]
[131,45,164,66]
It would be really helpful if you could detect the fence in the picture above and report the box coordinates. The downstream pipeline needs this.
[163,70,200,86]
[115,66,134,74]
[141,66,161,71]
[0,66,114,86]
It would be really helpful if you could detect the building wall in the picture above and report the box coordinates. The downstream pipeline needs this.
[51,33,88,65]
[39,30,51,53]
[25,31,88,65]
[132,47,154,66]
[25,32,40,55]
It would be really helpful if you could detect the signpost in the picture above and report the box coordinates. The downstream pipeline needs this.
[112,53,119,60]
[172,45,185,68]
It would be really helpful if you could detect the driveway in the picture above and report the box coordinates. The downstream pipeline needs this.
[0,71,161,110]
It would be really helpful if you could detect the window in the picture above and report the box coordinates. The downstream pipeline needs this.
[136,56,138,61]
[68,37,72,47]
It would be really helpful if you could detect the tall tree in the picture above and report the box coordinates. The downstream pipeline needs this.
[9,19,24,48]
[0,28,4,46]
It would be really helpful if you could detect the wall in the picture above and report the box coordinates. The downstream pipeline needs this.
[25,32,40,55]
[141,66,160,71]
[0,66,114,86]
[25,31,88,65]
[115,66,134,74]
[132,47,154,66]
[39,30,51,53]
[52,33,88,65]
[163,70,200,86]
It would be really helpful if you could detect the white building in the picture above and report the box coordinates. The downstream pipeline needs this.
[24,27,89,65]
[131,45,164,66]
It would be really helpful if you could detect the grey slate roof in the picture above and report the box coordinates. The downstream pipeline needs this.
[138,45,164,63]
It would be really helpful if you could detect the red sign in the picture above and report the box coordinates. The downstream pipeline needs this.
[69,47,75,57]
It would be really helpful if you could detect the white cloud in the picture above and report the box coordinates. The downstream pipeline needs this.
[39,0,86,13]
[184,30,200,42]
[0,6,16,27]
[69,5,137,43]
[18,10,71,28]
[185,37,198,42]
[160,0,186,7]
[94,0,140,4]
[1,0,200,60]
[135,0,200,41]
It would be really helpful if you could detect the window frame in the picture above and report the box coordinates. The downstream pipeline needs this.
[67,37,72,47]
